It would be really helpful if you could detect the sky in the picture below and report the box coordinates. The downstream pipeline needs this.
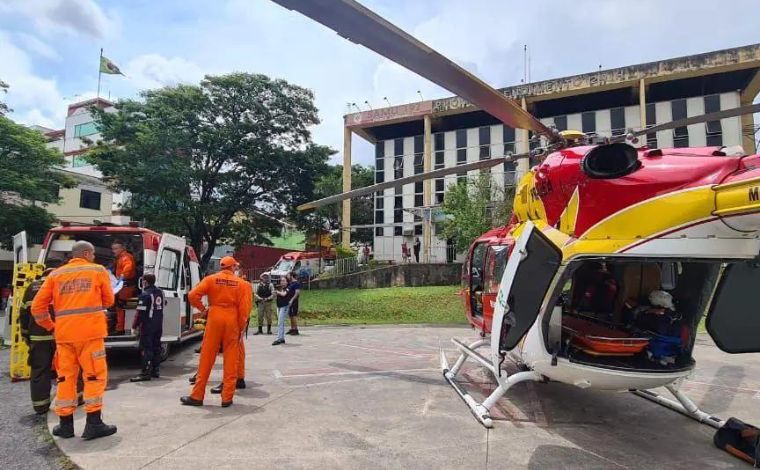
[1,0,759,165]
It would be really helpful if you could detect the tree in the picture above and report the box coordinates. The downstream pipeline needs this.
[0,79,9,116]
[0,116,74,249]
[441,173,514,254]
[87,73,334,270]
[297,164,374,244]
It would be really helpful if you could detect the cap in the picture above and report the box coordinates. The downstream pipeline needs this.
[260,272,270,279]
[220,256,239,269]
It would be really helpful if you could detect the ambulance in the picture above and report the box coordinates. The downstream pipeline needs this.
[12,222,204,360]
[265,250,336,284]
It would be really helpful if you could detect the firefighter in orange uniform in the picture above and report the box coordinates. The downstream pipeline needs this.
[210,266,251,395]
[31,241,117,440]
[112,239,137,334]
[181,256,252,407]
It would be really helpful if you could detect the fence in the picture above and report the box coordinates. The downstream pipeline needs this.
[333,256,360,276]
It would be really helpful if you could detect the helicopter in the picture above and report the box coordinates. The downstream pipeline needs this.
[270,0,760,438]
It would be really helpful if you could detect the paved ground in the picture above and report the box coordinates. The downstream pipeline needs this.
[0,347,73,470]
[4,325,760,469]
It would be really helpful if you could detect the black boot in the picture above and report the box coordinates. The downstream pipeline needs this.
[210,383,223,394]
[188,374,196,384]
[253,327,263,336]
[236,378,246,390]
[130,372,151,382]
[81,411,117,440]
[267,326,272,335]
[180,396,203,406]
[52,415,74,439]
[151,365,160,378]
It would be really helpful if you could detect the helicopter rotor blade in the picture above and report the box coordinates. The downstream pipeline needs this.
[271,0,559,142]
[616,102,760,143]
[297,152,531,211]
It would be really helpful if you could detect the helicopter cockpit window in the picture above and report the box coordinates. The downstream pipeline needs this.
[485,245,509,294]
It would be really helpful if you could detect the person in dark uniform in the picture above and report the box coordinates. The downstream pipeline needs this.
[130,274,164,382]
[20,268,56,414]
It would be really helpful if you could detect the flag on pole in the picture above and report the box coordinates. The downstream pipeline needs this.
[99,55,124,75]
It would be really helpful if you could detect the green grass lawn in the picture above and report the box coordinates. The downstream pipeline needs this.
[293,285,467,326]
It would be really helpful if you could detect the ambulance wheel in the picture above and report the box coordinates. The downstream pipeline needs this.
[160,343,170,362]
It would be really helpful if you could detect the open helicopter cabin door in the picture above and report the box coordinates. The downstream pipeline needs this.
[491,222,562,363]
[154,233,185,341]
[705,260,760,353]
[12,231,28,265]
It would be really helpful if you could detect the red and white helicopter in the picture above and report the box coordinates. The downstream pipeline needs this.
[271,0,760,455]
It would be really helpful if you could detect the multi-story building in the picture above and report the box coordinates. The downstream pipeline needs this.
[340,44,760,263]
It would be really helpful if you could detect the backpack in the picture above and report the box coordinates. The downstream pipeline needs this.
[714,417,760,467]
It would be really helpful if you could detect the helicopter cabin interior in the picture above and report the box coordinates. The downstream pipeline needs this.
[542,258,722,372]
[42,230,195,339]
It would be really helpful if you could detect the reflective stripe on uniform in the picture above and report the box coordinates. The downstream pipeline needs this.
[136,306,147,310]
[56,306,105,317]
[91,350,106,359]
[55,398,78,408]
[49,266,105,277]
[84,396,102,406]
[29,335,54,341]
[32,397,51,407]
[32,312,49,320]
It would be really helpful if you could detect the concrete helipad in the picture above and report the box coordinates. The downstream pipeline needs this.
[50,325,760,469]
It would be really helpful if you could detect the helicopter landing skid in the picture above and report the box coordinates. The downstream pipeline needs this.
[440,338,541,428]
[631,384,725,429]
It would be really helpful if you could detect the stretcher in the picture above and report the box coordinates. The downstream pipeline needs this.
[562,315,650,356]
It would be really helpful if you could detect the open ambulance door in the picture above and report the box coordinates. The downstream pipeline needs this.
[490,222,562,370]
[13,231,28,265]
[705,260,760,353]
[155,233,186,342]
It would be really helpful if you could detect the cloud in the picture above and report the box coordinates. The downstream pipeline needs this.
[0,31,67,128]
[125,53,207,91]
[0,0,119,39]
[14,32,61,61]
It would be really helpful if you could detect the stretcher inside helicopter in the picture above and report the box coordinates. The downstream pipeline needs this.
[543,258,719,373]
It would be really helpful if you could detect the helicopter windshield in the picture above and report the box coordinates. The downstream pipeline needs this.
[485,245,509,294]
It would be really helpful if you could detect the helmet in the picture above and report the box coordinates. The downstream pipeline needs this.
[193,318,207,331]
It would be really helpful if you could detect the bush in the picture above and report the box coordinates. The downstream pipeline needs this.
[336,245,356,259]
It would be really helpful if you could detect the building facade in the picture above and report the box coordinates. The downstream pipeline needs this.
[341,44,760,263]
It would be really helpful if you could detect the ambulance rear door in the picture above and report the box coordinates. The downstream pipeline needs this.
[154,233,185,341]
[12,231,28,265]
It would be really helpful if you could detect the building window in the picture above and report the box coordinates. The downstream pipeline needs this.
[375,227,384,237]
[503,126,515,154]
[704,94,722,147]
[73,121,98,138]
[79,189,101,210]
[581,112,596,133]
[375,170,384,184]
[457,172,467,185]
[414,152,424,174]
[72,155,88,167]
[394,196,403,223]
[610,107,625,136]
[394,138,404,156]
[504,161,516,186]
[553,116,567,132]
[478,126,491,160]
[435,151,444,168]
[375,195,384,209]
[456,129,467,165]
[375,143,385,170]
[414,194,423,207]
[394,226,402,236]
[414,182,423,194]
[394,156,403,179]
[646,102,657,148]
[414,224,423,235]
[375,210,383,224]
[671,99,688,147]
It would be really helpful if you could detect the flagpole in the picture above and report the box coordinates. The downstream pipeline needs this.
[97,48,103,98]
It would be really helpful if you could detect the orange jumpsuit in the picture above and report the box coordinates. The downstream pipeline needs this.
[237,279,253,379]
[31,258,115,417]
[114,251,137,332]
[189,270,251,403]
